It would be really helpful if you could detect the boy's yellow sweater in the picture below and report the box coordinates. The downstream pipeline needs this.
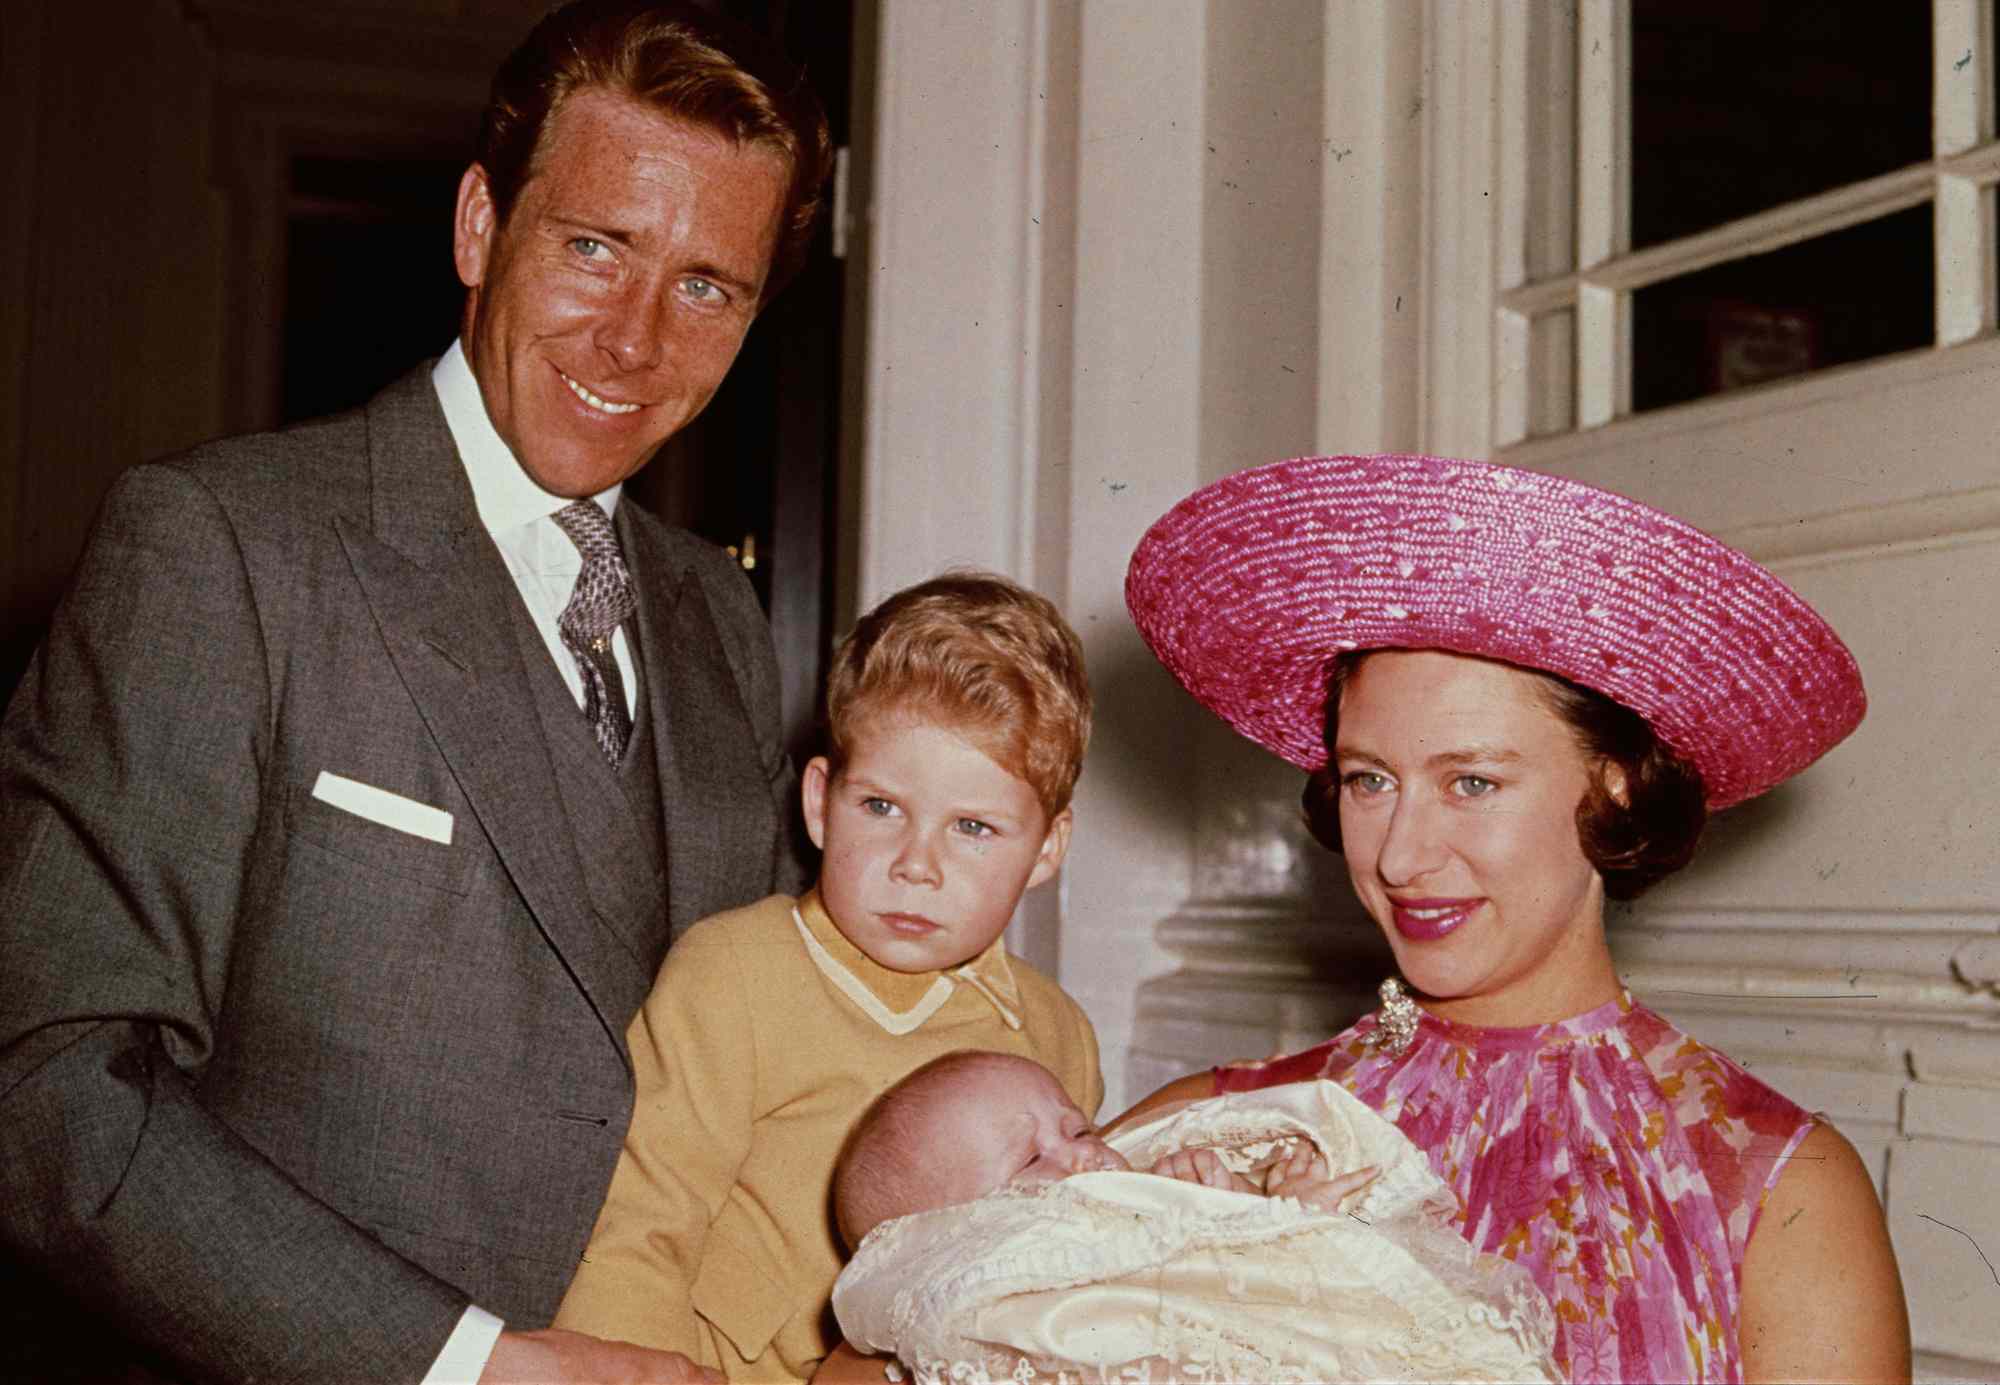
[553,889,1103,1381]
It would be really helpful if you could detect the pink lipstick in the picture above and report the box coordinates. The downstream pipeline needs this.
[1389,897,1481,941]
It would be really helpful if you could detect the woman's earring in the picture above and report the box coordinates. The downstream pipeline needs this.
[1366,977,1420,1056]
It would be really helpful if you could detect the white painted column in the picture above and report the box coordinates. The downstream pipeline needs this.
[853,2,1056,604]
[1047,0,1214,1113]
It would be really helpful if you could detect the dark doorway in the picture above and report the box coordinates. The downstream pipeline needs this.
[283,155,467,424]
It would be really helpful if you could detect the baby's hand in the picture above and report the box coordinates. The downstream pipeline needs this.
[1147,1148,1261,1195]
[1262,1140,1379,1213]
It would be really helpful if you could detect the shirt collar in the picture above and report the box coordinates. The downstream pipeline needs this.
[432,338,622,541]
[793,889,1022,1035]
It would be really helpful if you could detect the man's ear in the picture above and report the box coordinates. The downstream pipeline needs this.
[801,756,833,851]
[453,163,497,290]
[1025,807,1073,889]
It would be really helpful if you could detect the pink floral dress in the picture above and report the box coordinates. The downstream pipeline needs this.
[1215,991,1814,1383]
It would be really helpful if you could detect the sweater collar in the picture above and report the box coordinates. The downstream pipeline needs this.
[793,889,1022,1035]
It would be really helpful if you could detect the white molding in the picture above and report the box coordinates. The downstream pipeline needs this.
[1501,325,2000,478]
[1575,0,1626,270]
[1317,0,1423,451]
[1935,0,1987,157]
[1935,174,1992,346]
[1053,0,1215,1113]
[1508,162,1940,314]
[1712,487,2000,571]
[856,1,1048,605]
[1418,0,1499,456]
[1007,0,1058,584]
[1629,906,2000,935]
[1576,281,1623,428]
[1144,900,1999,1011]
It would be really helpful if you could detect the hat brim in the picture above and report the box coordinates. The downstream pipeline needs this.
[1124,454,1865,810]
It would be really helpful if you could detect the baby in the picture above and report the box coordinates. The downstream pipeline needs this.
[832,1050,1374,1250]
[830,1053,1561,1385]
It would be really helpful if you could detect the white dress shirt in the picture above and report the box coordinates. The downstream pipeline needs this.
[431,339,638,718]
[420,340,637,1382]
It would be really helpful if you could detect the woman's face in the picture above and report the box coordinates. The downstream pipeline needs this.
[1331,649,1615,1025]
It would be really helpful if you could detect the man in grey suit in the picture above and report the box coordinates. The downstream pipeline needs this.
[0,3,827,1380]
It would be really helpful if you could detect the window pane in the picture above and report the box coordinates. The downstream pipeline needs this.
[1631,205,1934,416]
[1631,2,1930,250]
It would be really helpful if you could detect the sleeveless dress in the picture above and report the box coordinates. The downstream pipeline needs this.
[1214,991,1814,1384]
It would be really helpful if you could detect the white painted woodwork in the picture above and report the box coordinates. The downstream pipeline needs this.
[853,2,1053,600]
[1935,1,1986,157]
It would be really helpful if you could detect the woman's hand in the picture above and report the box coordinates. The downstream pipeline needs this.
[1261,1140,1379,1212]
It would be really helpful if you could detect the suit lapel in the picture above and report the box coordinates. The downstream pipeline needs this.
[621,510,778,938]
[622,511,705,940]
[336,369,644,1052]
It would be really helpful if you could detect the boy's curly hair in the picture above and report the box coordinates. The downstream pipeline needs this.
[824,572,1091,819]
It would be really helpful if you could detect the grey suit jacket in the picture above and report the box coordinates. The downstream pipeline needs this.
[0,367,807,1382]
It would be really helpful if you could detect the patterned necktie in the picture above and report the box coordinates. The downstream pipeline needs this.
[551,499,637,765]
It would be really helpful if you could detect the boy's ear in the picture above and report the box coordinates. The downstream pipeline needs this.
[801,756,833,850]
[1025,807,1073,890]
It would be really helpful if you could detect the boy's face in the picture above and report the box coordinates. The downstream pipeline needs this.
[802,712,1071,974]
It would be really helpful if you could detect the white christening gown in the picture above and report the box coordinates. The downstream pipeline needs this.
[831,1079,1559,1384]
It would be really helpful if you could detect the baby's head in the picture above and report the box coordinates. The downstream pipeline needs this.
[834,1051,1127,1250]
[804,572,1092,975]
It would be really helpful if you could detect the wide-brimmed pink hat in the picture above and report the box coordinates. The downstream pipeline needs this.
[1125,454,1865,809]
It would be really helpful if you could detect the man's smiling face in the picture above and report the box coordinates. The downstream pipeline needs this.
[452,87,790,498]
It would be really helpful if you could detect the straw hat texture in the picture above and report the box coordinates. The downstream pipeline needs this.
[1124,454,1865,810]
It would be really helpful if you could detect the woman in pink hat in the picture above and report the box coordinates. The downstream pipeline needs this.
[1120,454,1909,1385]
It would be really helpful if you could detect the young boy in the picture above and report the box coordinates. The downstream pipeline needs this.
[829,1053,1560,1385]
[552,572,1102,1384]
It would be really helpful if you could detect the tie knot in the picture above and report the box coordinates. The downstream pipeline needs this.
[552,499,620,560]
[553,500,635,643]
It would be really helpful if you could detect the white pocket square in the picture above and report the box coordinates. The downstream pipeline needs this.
[311,771,454,845]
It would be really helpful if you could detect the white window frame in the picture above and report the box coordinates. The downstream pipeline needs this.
[1489,0,1998,447]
